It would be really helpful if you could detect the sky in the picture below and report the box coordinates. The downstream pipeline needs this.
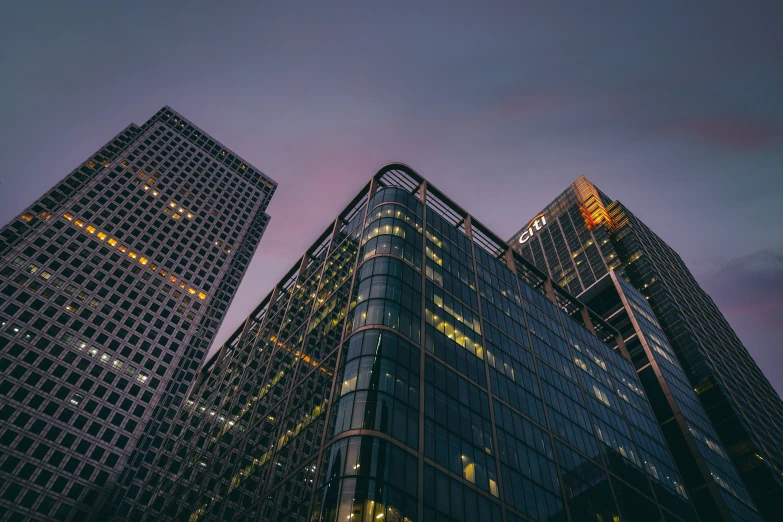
[1,1,782,394]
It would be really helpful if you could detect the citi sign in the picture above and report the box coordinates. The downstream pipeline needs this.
[518,214,547,244]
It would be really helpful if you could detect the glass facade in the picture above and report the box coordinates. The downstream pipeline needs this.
[138,165,699,522]
[511,176,778,521]
[0,107,276,521]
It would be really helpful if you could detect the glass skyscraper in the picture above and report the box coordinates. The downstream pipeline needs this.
[0,107,276,521]
[135,164,709,522]
[511,176,780,521]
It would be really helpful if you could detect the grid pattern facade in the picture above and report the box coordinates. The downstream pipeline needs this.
[138,165,700,522]
[511,176,781,520]
[0,107,276,521]
[580,272,759,521]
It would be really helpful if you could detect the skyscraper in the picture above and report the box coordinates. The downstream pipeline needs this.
[135,164,709,522]
[510,176,781,520]
[0,107,276,521]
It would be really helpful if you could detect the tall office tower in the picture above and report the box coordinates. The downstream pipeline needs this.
[0,107,276,522]
[510,176,779,520]
[137,164,706,522]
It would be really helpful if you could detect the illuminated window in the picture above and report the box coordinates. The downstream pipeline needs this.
[118,245,128,253]
[124,365,136,377]
[89,298,100,308]
[74,219,85,228]
[150,264,158,271]
[87,160,96,168]
[137,373,148,383]
[143,185,150,191]
[151,190,159,197]
[198,292,207,300]
[159,269,168,277]
[108,237,118,247]
[178,281,186,289]
[148,178,156,185]
[169,201,177,208]
[121,160,128,167]
[26,264,39,274]
[139,172,148,179]
[66,303,80,313]
[186,212,193,219]
[112,359,124,371]
[169,275,177,283]
[85,225,96,234]
[75,339,88,350]
[63,212,74,221]
[87,347,99,357]
[188,287,196,295]
[128,251,138,259]
[39,271,52,280]
[99,353,111,364]
[139,257,149,265]
[163,208,171,215]
[21,214,33,222]
[215,240,223,247]
[70,394,84,406]
[12,257,25,268]
[97,231,107,240]
[172,213,181,220]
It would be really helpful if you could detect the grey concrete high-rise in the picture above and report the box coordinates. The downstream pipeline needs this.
[0,107,276,521]
[510,176,779,521]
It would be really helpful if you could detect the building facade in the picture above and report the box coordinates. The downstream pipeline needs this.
[510,176,779,520]
[0,107,276,521]
[137,164,704,522]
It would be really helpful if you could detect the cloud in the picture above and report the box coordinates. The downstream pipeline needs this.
[665,117,781,150]
[699,249,783,327]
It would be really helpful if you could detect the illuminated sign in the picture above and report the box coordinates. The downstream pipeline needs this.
[518,213,547,244]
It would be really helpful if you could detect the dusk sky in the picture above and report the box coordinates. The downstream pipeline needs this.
[2,2,782,393]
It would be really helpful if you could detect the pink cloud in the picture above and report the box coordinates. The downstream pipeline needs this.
[666,116,780,150]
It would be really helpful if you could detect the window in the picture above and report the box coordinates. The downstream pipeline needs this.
[108,238,118,247]
[136,374,148,384]
[86,225,96,234]
[39,271,52,280]
[21,213,34,222]
[70,394,84,406]
[74,219,85,228]
[63,212,74,221]
[112,359,124,371]
[99,354,111,364]
[97,232,107,241]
